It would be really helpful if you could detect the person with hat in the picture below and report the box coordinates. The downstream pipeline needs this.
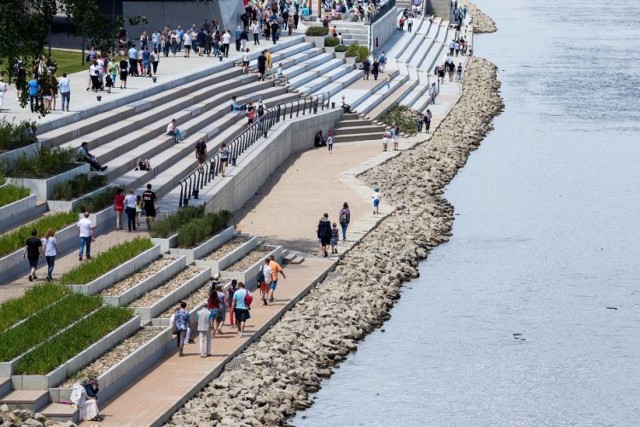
[77,142,107,171]
[372,186,382,214]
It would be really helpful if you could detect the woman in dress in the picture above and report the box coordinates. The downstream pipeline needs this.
[113,188,125,230]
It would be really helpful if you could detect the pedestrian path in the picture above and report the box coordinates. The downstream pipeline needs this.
[81,256,335,427]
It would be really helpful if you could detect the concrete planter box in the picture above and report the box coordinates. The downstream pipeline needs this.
[0,194,36,224]
[194,236,258,274]
[151,233,179,252]
[220,245,283,292]
[169,225,235,263]
[334,51,347,59]
[48,185,113,213]
[103,256,186,307]
[325,46,336,54]
[12,315,141,390]
[345,56,357,64]
[68,245,161,296]
[132,267,211,323]
[8,164,90,200]
[304,35,327,49]
[0,142,41,164]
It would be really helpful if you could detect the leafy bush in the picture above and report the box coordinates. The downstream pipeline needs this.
[15,306,133,375]
[379,105,418,136]
[177,210,232,248]
[52,174,107,201]
[2,146,78,178]
[149,205,220,238]
[356,46,370,63]
[0,293,102,362]
[0,184,30,208]
[0,283,69,332]
[59,238,154,285]
[305,26,329,36]
[0,212,78,258]
[72,186,120,214]
[0,118,37,152]
[345,44,359,57]
[334,44,348,53]
[0,174,5,186]
[325,37,340,47]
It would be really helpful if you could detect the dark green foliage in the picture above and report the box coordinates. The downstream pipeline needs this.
[0,119,38,151]
[177,210,232,248]
[325,37,340,47]
[379,105,418,136]
[2,146,78,178]
[0,212,77,257]
[0,184,30,207]
[52,174,107,201]
[0,283,69,332]
[305,26,329,36]
[334,44,349,53]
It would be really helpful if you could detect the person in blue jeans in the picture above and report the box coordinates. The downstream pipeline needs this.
[77,212,94,261]
[27,75,40,112]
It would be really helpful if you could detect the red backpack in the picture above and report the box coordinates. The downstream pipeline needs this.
[244,291,253,307]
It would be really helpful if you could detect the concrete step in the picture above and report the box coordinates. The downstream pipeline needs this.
[332,124,386,136]
[335,118,372,127]
[40,402,79,424]
[341,113,361,120]
[289,58,346,89]
[0,377,11,398]
[333,131,384,143]
[367,79,419,119]
[298,65,356,95]
[0,390,49,412]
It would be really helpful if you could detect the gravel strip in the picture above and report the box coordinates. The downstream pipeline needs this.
[225,246,272,272]
[59,327,162,387]
[100,256,176,297]
[128,266,205,308]
[202,236,250,261]
[159,285,210,318]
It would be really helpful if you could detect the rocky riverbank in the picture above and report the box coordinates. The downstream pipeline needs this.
[166,57,504,426]
[461,0,498,33]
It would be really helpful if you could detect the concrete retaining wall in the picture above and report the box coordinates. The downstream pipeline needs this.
[68,245,161,295]
[48,185,113,213]
[194,236,258,274]
[169,225,235,263]
[103,256,187,307]
[371,6,401,53]
[0,142,41,164]
[427,0,451,19]
[133,267,211,323]
[151,234,179,253]
[204,109,342,214]
[8,164,90,201]
[0,194,36,224]
[220,246,283,292]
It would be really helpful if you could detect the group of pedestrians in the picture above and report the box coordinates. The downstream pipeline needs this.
[113,184,157,232]
[316,202,352,257]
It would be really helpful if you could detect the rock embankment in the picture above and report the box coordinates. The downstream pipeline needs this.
[166,56,504,426]
[461,0,498,33]
[0,404,51,426]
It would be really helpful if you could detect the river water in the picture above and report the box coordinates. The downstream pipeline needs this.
[293,0,640,425]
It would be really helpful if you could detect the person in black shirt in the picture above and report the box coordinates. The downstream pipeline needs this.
[23,229,43,281]
[195,137,207,166]
[141,183,157,229]
[257,51,267,81]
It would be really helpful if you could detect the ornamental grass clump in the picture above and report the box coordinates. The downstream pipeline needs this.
[305,26,329,36]
[149,205,206,238]
[0,293,102,362]
[15,306,133,375]
[0,184,30,208]
[52,174,107,200]
[72,186,119,214]
[0,283,69,332]
[177,210,232,248]
[59,238,154,285]
[0,212,77,258]
[2,146,78,178]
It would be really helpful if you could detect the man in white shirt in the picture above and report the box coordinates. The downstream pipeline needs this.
[221,31,231,58]
[77,212,95,261]
[58,73,71,112]
[196,303,212,357]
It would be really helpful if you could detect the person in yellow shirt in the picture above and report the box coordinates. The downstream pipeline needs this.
[267,255,285,303]
[265,50,273,71]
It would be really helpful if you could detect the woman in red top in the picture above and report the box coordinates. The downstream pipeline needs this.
[113,188,125,230]
[207,288,222,335]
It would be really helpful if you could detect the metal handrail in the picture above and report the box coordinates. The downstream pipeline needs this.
[178,92,331,207]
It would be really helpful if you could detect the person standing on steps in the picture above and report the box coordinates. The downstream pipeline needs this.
[232,282,250,338]
[372,186,381,214]
[196,302,212,358]
[339,202,351,241]
[317,212,332,257]
[77,212,95,261]
[268,255,285,303]
[142,183,157,230]
[257,50,267,81]
[23,229,43,281]
[218,143,230,176]
[195,137,207,166]
[124,189,137,232]
[42,228,58,282]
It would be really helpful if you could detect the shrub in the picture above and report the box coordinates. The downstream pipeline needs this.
[177,210,232,248]
[0,118,37,152]
[15,306,133,375]
[379,105,418,136]
[0,173,5,186]
[325,37,340,47]
[149,205,206,238]
[0,293,102,362]
[334,44,348,53]
[52,174,107,201]
[345,44,359,57]
[0,185,30,208]
[2,146,78,178]
[72,186,120,214]
[305,26,329,37]
[59,238,154,285]
[0,283,69,332]
[0,212,78,258]
[356,46,370,63]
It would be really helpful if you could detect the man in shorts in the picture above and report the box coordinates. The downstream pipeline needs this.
[267,255,285,303]
[23,229,43,281]
[141,183,157,229]
[232,282,250,338]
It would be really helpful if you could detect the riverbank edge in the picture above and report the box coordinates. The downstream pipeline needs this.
[461,0,498,33]
[166,56,504,426]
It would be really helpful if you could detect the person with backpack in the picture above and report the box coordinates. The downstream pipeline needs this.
[338,202,351,240]
[195,137,207,166]
[232,282,251,338]
[258,258,272,305]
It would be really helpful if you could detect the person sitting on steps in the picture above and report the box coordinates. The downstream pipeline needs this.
[341,95,352,113]
[230,95,247,111]
[135,158,151,171]
[77,142,107,171]
[166,118,183,143]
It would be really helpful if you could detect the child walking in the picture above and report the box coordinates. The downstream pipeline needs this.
[327,131,334,153]
[372,187,381,214]
[135,195,143,227]
[330,223,339,254]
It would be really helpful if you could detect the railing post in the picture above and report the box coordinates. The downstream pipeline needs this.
[179,181,185,208]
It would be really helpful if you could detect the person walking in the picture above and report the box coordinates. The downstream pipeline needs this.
[338,202,351,240]
[142,184,157,230]
[259,258,272,305]
[77,212,94,261]
[330,223,339,254]
[124,189,137,232]
[424,109,432,133]
[392,124,400,150]
[215,284,226,335]
[27,75,40,113]
[218,143,230,176]
[221,30,231,57]
[317,213,332,257]
[372,186,381,214]
[42,228,58,282]
[195,137,207,166]
[382,131,389,151]
[23,229,43,281]
[119,56,128,89]
[327,131,334,153]
[232,282,250,338]
[174,302,190,356]
[113,188,125,230]
[0,76,8,111]
[207,286,223,335]
[226,279,238,326]
[267,255,285,302]
[196,303,212,358]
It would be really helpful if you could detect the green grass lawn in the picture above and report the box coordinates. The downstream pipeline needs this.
[1,49,86,78]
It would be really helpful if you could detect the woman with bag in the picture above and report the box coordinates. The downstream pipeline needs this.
[338,202,351,241]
